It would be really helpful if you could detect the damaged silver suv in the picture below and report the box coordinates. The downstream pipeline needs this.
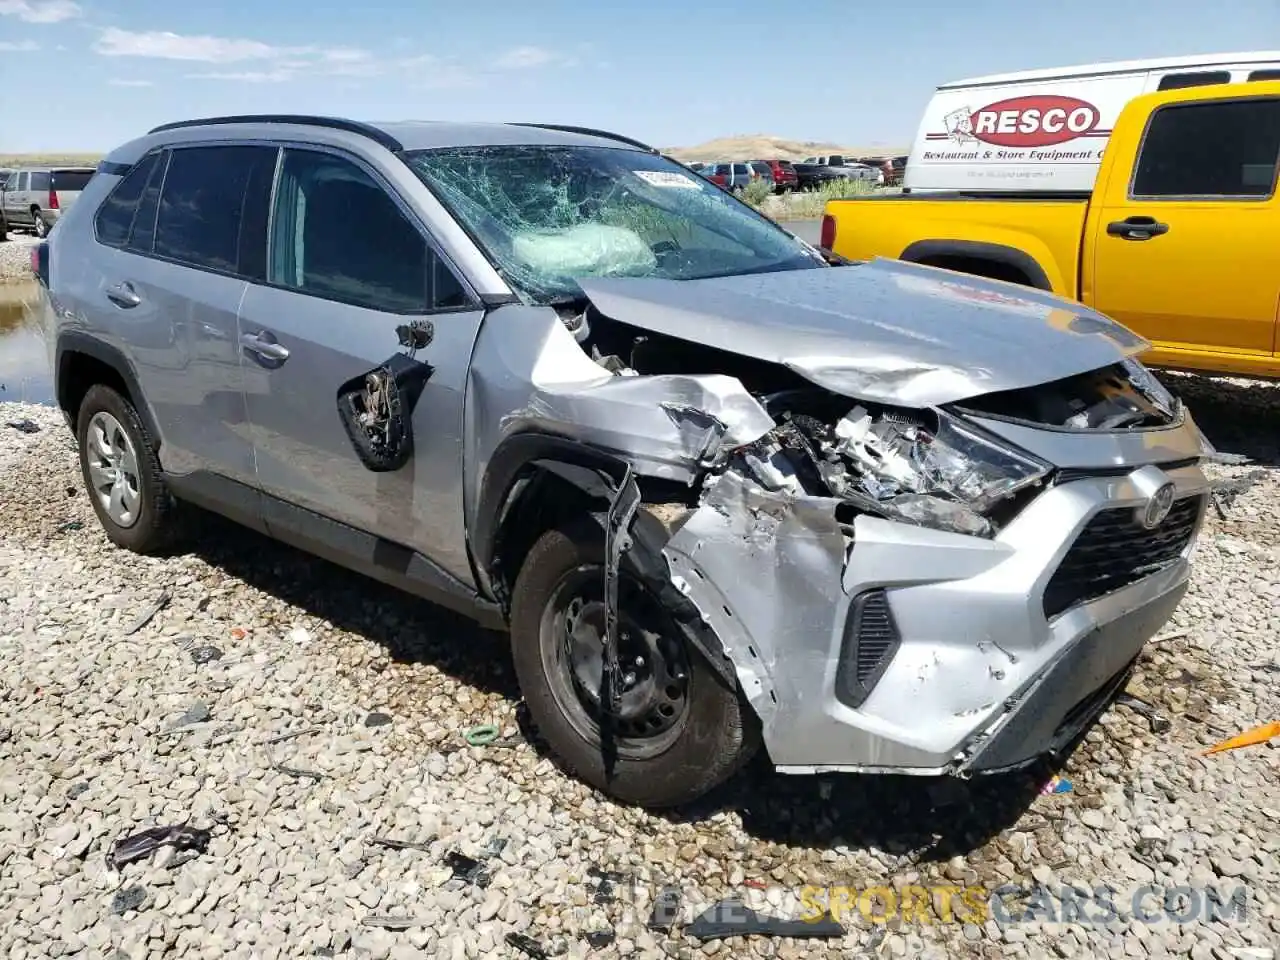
[35,116,1211,807]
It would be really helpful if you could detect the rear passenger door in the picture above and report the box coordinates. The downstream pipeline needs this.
[7,172,29,223]
[237,146,486,583]
[1089,93,1280,361]
[85,143,275,490]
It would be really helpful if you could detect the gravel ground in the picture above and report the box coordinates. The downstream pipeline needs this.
[1,374,1279,960]
[1,234,40,282]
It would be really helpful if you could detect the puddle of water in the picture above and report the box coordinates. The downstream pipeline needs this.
[0,281,53,406]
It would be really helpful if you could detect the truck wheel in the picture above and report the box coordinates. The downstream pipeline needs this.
[76,384,180,554]
[509,517,756,808]
[32,208,47,238]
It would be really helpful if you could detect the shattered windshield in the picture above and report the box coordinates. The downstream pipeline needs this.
[404,145,822,303]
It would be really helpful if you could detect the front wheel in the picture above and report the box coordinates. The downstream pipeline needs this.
[509,518,757,808]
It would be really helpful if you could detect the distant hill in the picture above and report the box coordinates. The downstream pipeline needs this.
[666,135,909,163]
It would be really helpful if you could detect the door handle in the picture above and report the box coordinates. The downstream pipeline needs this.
[240,331,290,363]
[1106,217,1170,241]
[105,281,141,308]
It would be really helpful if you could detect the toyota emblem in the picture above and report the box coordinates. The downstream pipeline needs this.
[1140,482,1176,529]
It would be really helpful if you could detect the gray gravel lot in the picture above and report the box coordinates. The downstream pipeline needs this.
[2,374,1279,959]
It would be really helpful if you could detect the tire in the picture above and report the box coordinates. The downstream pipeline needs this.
[76,384,179,554]
[32,209,47,238]
[510,516,757,808]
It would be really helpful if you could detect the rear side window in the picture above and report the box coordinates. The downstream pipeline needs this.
[1157,71,1231,91]
[51,170,93,191]
[268,149,466,313]
[95,153,161,248]
[30,172,50,191]
[732,163,749,176]
[1132,98,1280,198]
[750,162,770,175]
[155,145,277,276]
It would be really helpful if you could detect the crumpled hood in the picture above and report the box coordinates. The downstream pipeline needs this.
[577,257,1149,407]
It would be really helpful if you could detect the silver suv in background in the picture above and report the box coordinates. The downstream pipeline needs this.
[2,165,96,237]
[32,115,1210,808]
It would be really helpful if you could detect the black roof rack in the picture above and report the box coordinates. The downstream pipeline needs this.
[147,115,403,153]
[507,123,658,154]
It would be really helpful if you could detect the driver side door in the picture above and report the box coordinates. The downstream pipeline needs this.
[238,145,488,585]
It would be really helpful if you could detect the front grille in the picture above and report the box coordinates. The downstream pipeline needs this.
[835,590,901,709]
[1043,494,1204,619]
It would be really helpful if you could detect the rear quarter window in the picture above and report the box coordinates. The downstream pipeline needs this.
[30,172,50,191]
[94,153,161,248]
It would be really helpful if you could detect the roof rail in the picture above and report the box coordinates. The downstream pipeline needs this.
[507,123,658,154]
[147,115,403,153]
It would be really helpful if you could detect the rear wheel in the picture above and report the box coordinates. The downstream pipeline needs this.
[76,384,180,554]
[510,517,756,808]
[32,208,47,238]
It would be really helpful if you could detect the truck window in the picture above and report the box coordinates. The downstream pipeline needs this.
[1156,71,1231,91]
[1249,69,1280,82]
[1131,98,1280,199]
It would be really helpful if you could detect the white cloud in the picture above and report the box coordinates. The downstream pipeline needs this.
[187,69,295,84]
[108,78,154,87]
[0,0,80,23]
[94,27,291,62]
[96,26,481,88]
[0,38,38,51]
[493,45,559,70]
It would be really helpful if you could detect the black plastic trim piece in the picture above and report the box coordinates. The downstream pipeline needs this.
[147,115,404,153]
[97,160,134,176]
[506,122,659,154]
[475,431,630,585]
[54,331,163,448]
[834,589,901,710]
[899,238,1053,291]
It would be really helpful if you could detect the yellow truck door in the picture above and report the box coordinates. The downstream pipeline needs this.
[1086,84,1280,373]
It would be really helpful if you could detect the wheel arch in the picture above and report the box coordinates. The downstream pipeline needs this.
[55,331,162,450]
[899,238,1054,291]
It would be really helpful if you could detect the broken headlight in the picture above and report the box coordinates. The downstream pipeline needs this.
[821,406,1052,537]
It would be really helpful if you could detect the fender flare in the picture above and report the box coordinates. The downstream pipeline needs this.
[899,238,1053,291]
[473,431,629,589]
[472,431,739,688]
[55,330,163,446]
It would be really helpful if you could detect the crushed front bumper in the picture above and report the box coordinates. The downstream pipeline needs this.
[662,458,1209,775]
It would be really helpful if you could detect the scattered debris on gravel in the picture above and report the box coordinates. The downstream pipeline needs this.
[2,375,1279,958]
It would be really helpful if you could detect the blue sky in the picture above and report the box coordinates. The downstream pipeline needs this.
[2,0,1279,153]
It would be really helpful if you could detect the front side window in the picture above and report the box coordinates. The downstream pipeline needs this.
[155,145,276,276]
[1131,98,1280,198]
[405,144,822,304]
[1250,69,1280,82]
[268,149,466,313]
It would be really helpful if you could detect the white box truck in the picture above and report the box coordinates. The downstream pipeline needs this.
[905,50,1280,194]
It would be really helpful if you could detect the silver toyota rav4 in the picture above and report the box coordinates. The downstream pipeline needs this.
[34,115,1211,808]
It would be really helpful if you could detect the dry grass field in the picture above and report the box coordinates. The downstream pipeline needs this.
[666,134,908,163]
[0,153,104,168]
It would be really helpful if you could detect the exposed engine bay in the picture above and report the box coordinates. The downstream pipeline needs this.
[554,299,1182,537]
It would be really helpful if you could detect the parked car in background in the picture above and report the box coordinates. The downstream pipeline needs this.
[747,161,775,192]
[792,162,848,191]
[802,155,884,185]
[759,159,799,192]
[858,156,908,186]
[705,162,753,192]
[1,165,97,238]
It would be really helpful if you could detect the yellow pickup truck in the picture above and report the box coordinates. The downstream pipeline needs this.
[823,81,1280,379]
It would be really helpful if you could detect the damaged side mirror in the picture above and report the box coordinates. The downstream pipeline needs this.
[336,320,436,473]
